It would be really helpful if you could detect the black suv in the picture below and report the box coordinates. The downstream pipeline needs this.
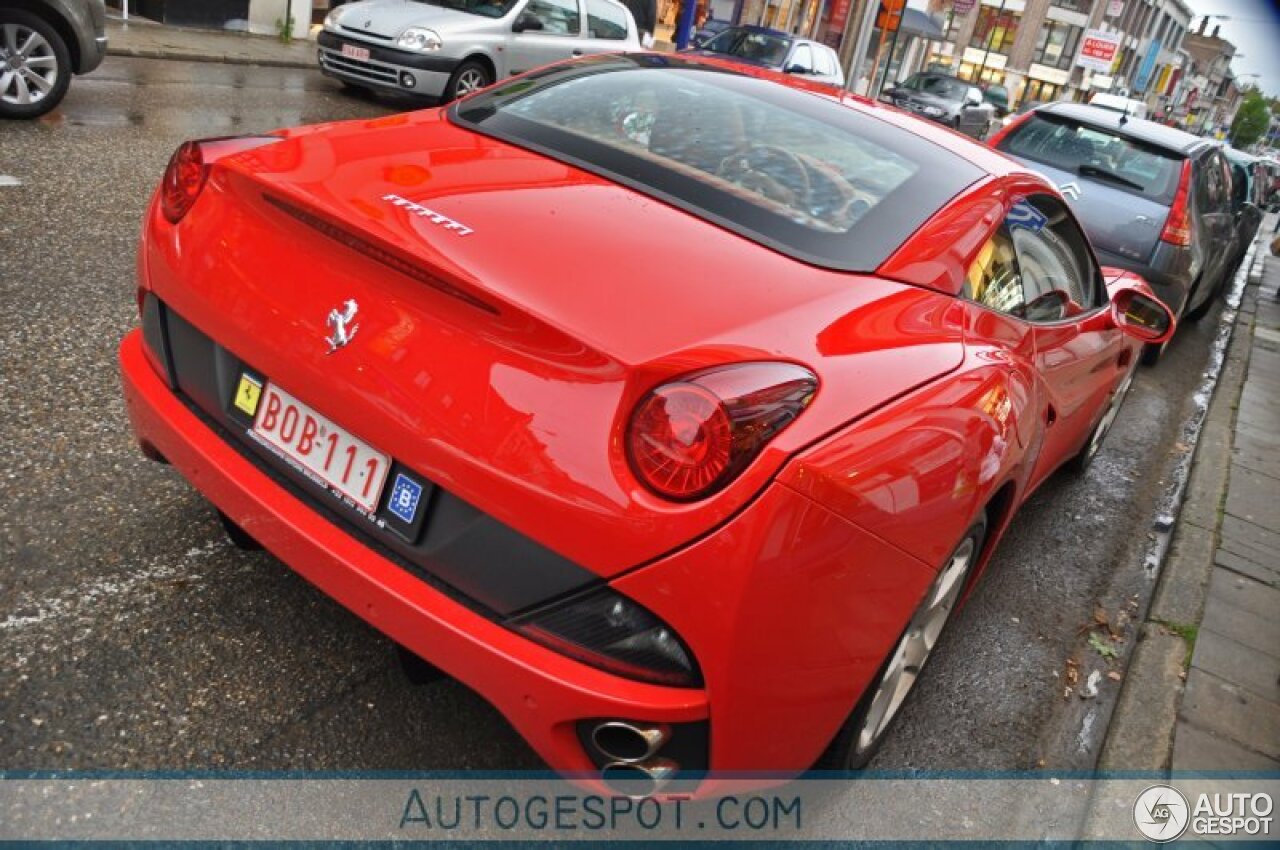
[0,0,106,119]
[991,103,1238,361]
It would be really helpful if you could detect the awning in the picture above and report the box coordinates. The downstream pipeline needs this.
[899,8,945,40]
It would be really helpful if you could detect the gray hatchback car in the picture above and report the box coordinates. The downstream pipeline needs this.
[993,102,1237,362]
[319,0,641,103]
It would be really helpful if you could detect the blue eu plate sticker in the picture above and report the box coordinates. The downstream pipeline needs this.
[388,474,423,524]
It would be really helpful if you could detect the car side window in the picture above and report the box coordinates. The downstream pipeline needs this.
[966,195,1100,322]
[966,225,1025,316]
[1200,152,1226,210]
[814,46,835,76]
[790,44,814,73]
[585,0,627,39]
[525,0,581,35]
[1008,195,1100,316]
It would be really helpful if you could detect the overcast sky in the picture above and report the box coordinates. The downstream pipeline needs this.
[1182,0,1279,96]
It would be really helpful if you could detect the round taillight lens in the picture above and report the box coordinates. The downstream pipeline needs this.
[627,363,818,502]
[629,383,734,501]
[160,141,208,224]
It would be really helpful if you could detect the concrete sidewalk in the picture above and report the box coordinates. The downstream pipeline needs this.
[104,13,677,69]
[105,13,317,69]
[1102,224,1280,771]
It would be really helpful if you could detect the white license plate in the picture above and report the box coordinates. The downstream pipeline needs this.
[252,383,389,512]
[341,43,370,62]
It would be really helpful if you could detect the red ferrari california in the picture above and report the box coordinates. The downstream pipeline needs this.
[119,54,1174,794]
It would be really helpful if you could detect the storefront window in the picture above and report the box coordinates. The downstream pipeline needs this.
[1021,78,1061,104]
[1050,0,1091,13]
[969,6,1019,54]
[1033,21,1082,70]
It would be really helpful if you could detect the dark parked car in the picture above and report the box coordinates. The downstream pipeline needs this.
[690,17,730,46]
[1223,146,1265,272]
[687,25,844,88]
[0,0,105,119]
[990,102,1238,361]
[879,72,995,139]
[982,83,1010,117]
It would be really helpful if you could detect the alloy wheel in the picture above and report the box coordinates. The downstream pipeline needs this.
[454,68,487,97]
[853,535,977,756]
[0,23,58,107]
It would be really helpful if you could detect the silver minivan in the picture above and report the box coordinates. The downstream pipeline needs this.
[319,0,642,103]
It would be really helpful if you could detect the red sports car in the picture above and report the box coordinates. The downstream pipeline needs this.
[119,54,1173,794]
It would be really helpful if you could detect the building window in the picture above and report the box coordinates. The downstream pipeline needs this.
[1033,20,1083,70]
[1050,0,1092,13]
[969,5,1020,54]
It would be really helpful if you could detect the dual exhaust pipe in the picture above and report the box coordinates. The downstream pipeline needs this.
[591,721,677,797]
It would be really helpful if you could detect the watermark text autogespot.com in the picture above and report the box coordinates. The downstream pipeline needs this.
[399,789,802,834]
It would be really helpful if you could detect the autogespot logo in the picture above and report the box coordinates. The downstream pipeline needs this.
[1134,785,1190,842]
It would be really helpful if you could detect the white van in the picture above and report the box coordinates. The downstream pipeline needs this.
[1088,92,1149,119]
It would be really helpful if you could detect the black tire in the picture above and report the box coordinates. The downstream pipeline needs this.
[443,59,492,103]
[0,9,72,120]
[394,643,446,685]
[1069,368,1134,473]
[1139,340,1166,366]
[816,515,988,770]
[217,510,263,551]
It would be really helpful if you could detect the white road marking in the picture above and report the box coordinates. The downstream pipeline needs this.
[0,540,226,638]
[0,175,22,187]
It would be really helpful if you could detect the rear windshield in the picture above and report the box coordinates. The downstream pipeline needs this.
[997,113,1182,204]
[451,56,983,272]
[702,29,792,66]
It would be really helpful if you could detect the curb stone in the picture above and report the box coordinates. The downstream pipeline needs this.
[1096,239,1267,774]
[105,45,316,70]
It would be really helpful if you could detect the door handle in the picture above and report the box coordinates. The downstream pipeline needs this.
[572,49,584,56]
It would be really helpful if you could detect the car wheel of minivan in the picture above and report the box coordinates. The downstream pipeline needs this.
[0,9,72,120]
[445,60,492,102]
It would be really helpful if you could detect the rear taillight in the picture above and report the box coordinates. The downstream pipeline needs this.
[985,108,1035,149]
[626,363,818,502]
[159,135,284,224]
[160,141,207,224]
[1160,158,1193,247]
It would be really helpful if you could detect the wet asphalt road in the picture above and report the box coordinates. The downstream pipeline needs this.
[0,58,1226,774]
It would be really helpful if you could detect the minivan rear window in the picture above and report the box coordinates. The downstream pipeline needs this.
[451,55,983,272]
[997,113,1182,204]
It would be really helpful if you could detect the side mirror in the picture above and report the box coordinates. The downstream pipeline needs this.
[784,64,808,75]
[1110,288,1175,345]
[512,12,543,32]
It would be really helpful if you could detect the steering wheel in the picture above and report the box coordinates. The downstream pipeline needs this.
[717,145,812,208]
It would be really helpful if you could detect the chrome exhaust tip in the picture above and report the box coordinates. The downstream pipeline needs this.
[601,758,678,798]
[591,721,670,763]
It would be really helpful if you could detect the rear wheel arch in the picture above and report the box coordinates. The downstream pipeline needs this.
[458,53,496,85]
